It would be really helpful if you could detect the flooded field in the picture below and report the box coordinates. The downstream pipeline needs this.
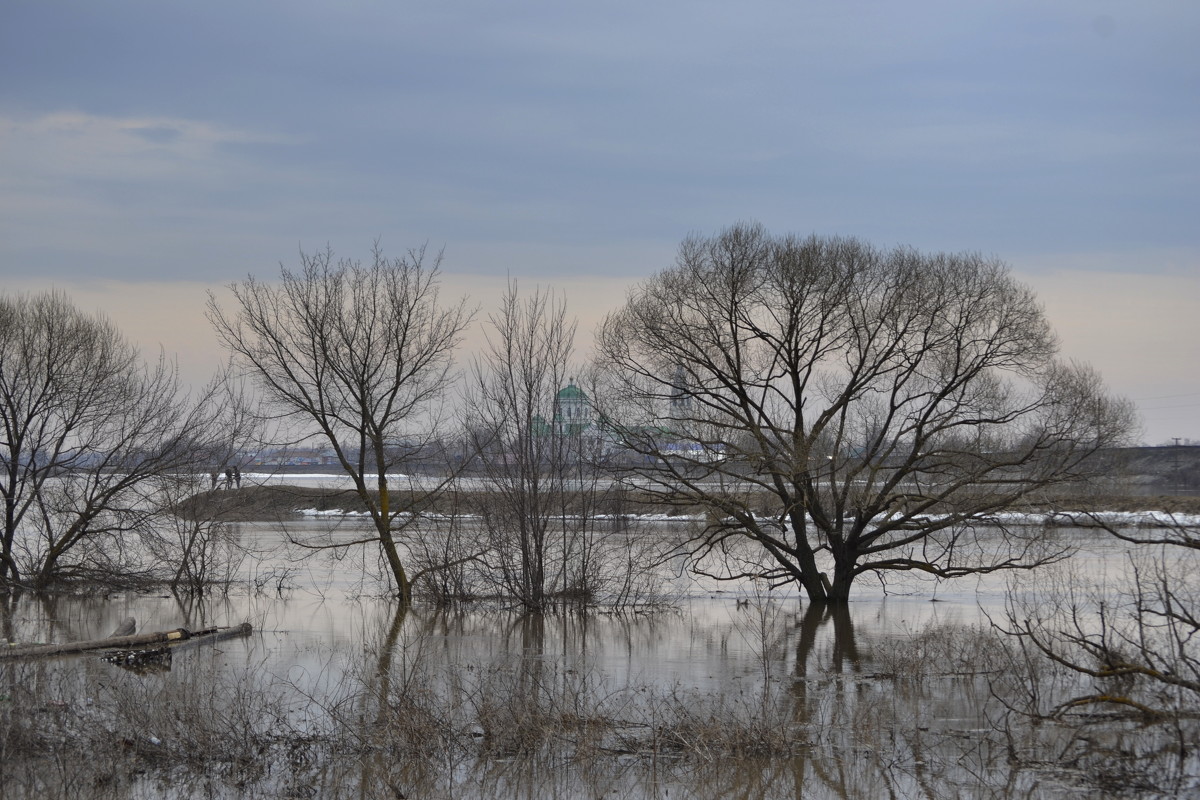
[1,518,1196,799]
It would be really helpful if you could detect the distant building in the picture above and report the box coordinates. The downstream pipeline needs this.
[553,379,593,435]
[669,364,692,416]
[526,377,720,467]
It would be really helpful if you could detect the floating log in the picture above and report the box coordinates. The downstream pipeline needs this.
[0,622,252,660]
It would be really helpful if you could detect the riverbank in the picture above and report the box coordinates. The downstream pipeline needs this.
[177,483,1200,522]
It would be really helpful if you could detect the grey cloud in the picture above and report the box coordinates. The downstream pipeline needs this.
[127,125,183,144]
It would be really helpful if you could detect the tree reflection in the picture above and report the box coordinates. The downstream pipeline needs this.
[0,590,17,645]
[790,602,861,699]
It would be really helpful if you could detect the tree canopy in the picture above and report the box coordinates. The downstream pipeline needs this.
[208,243,471,602]
[596,223,1136,603]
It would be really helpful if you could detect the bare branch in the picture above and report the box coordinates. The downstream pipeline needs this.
[208,243,473,602]
[594,224,1136,603]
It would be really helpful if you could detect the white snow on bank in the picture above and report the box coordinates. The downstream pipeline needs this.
[245,472,407,482]
[886,510,1200,529]
[297,508,706,523]
[1033,510,1200,528]
[297,509,466,522]
[295,507,1200,528]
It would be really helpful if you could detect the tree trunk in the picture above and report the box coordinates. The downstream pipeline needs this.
[824,559,856,604]
[376,481,412,605]
[1,622,252,659]
[1,496,18,584]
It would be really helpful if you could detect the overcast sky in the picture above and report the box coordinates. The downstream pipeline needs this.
[1,1,1196,443]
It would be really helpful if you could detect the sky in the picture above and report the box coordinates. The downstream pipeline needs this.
[0,0,1197,444]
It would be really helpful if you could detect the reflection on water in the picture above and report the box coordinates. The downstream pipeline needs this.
[0,522,1190,798]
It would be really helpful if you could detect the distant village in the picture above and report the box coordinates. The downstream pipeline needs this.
[226,378,720,476]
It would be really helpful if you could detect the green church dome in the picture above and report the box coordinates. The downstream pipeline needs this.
[556,381,587,401]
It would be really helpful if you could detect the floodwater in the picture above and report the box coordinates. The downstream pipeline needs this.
[1,518,1194,799]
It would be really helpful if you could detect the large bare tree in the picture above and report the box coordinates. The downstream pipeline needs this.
[0,292,240,589]
[208,243,471,602]
[596,223,1136,604]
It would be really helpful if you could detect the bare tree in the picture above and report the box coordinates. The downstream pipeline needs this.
[465,282,608,609]
[0,292,241,589]
[20,362,240,588]
[595,223,1136,604]
[207,242,472,602]
[0,292,129,586]
[146,378,260,595]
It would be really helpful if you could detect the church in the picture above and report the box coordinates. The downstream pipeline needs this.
[551,379,593,435]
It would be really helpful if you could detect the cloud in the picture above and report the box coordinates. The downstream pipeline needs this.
[0,111,293,184]
[0,0,1195,412]
[126,124,185,145]
[0,112,315,280]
